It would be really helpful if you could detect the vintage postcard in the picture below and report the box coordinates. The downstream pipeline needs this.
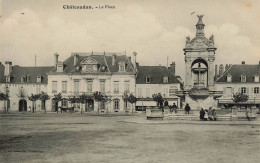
[0,0,259,162]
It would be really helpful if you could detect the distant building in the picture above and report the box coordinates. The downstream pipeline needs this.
[0,61,53,111]
[215,61,260,109]
[135,63,182,111]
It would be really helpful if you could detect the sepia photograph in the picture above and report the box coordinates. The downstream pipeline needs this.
[0,0,260,162]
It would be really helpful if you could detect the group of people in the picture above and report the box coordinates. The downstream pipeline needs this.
[200,107,217,121]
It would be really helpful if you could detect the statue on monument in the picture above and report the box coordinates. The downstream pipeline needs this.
[186,36,190,45]
[209,34,214,43]
[197,15,204,21]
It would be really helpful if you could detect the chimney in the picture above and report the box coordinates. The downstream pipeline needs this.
[169,62,176,75]
[133,52,137,70]
[112,54,116,66]
[215,65,218,77]
[74,54,79,66]
[242,61,245,64]
[4,61,12,76]
[54,53,59,67]
[219,64,224,75]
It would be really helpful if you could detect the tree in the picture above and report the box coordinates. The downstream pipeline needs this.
[93,91,104,115]
[17,87,27,114]
[152,93,164,108]
[127,93,137,114]
[28,94,40,113]
[0,92,9,113]
[39,92,50,114]
[103,95,112,114]
[79,94,88,114]
[122,92,129,111]
[53,93,62,113]
[232,92,249,109]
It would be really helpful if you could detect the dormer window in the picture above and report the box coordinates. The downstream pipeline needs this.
[26,75,30,82]
[241,74,246,82]
[81,57,100,73]
[37,76,42,83]
[163,76,168,83]
[119,62,125,72]
[227,74,232,82]
[146,76,151,83]
[254,75,259,82]
[21,76,26,83]
[6,75,10,83]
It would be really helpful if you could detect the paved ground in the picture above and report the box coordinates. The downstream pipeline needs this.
[0,113,260,163]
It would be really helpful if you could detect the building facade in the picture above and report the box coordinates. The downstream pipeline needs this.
[47,52,136,113]
[135,62,182,111]
[0,61,53,112]
[215,62,260,109]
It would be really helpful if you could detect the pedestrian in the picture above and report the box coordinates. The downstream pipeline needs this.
[164,100,168,107]
[204,109,208,121]
[173,103,178,113]
[200,108,205,120]
[212,109,217,121]
[184,103,191,114]
[208,107,213,121]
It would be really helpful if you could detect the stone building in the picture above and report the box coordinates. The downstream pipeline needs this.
[0,61,53,111]
[47,52,137,113]
[135,62,182,111]
[215,61,260,109]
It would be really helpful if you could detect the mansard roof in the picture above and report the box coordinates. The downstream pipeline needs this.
[216,64,260,83]
[49,52,135,74]
[0,65,53,84]
[136,66,181,84]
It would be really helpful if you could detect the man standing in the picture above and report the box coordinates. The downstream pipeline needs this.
[184,103,191,114]
[173,103,178,113]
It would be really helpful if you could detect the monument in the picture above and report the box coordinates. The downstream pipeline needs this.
[177,15,222,110]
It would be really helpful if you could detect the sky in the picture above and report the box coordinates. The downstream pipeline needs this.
[0,0,259,78]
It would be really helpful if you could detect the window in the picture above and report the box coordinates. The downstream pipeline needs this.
[57,65,63,72]
[146,77,151,83]
[62,81,67,93]
[227,75,232,82]
[52,81,57,93]
[124,101,129,110]
[241,87,246,94]
[21,76,26,83]
[138,88,142,98]
[36,85,41,94]
[114,99,120,110]
[37,76,42,83]
[169,86,178,96]
[6,76,10,83]
[86,81,92,92]
[114,81,119,93]
[26,75,30,82]
[61,100,68,107]
[100,80,105,93]
[255,75,259,82]
[254,87,259,94]
[119,63,125,72]
[241,74,246,82]
[74,81,79,95]
[124,81,130,93]
[163,76,168,83]
[146,88,150,97]
[100,101,105,110]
